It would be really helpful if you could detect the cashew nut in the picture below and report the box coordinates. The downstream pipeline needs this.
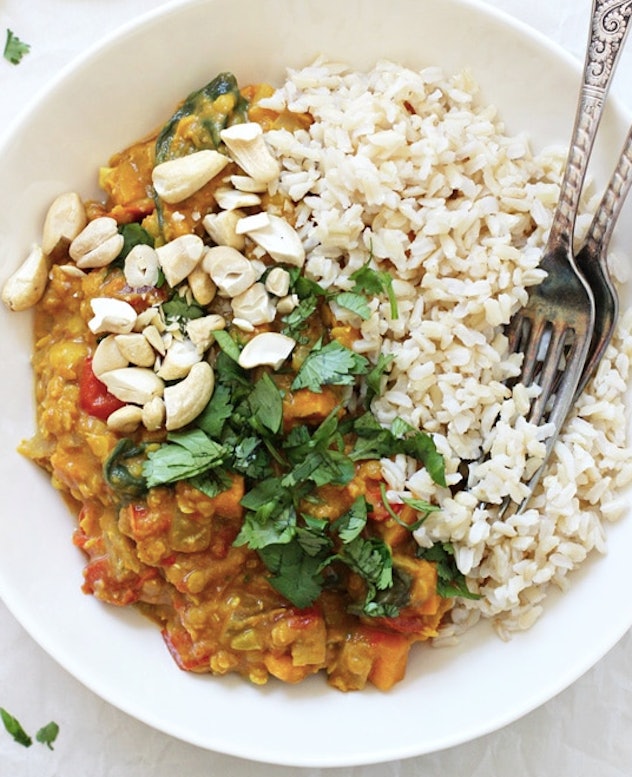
[91,334,129,377]
[155,233,205,288]
[69,216,124,269]
[107,404,144,434]
[152,149,229,204]
[238,332,296,370]
[1,244,49,311]
[142,396,166,431]
[230,175,268,193]
[242,214,305,267]
[99,367,165,405]
[164,361,215,431]
[186,314,226,351]
[214,187,261,211]
[114,333,156,367]
[202,209,246,250]
[156,338,202,380]
[124,244,160,289]
[187,265,217,306]
[220,122,281,184]
[231,283,276,326]
[235,212,270,235]
[142,324,167,356]
[88,297,138,335]
[264,267,291,297]
[41,192,87,255]
[202,246,257,297]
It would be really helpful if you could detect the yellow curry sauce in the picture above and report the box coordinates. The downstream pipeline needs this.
[19,74,453,691]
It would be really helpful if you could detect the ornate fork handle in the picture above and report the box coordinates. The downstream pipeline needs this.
[550,0,632,248]
[584,124,632,254]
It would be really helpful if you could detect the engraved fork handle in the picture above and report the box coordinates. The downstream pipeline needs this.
[549,0,632,249]
[583,122,632,257]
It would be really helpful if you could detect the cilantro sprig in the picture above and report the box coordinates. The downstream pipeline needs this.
[3,29,30,66]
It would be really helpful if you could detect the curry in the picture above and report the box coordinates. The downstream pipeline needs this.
[15,72,463,691]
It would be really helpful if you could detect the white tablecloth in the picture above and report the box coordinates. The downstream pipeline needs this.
[1,1,631,775]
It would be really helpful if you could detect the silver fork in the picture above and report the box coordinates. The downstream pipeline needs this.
[485,0,632,515]
[574,121,632,397]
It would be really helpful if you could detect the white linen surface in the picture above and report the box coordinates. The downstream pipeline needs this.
[1,1,631,775]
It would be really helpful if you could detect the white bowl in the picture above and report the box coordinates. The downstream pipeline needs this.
[0,0,631,767]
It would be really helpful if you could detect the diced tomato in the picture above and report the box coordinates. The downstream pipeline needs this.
[79,357,125,421]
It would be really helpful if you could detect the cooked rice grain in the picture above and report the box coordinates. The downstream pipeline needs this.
[262,59,632,640]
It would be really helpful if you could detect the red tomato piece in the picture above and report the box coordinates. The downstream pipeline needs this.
[79,357,125,420]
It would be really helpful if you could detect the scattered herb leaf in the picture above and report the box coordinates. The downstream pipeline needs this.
[3,29,30,66]
[291,339,369,392]
[35,721,60,751]
[0,708,32,747]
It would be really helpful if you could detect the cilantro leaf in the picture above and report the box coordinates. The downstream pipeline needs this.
[195,382,233,438]
[246,372,283,434]
[348,261,398,320]
[348,412,446,487]
[3,29,30,66]
[143,429,225,487]
[259,539,325,608]
[291,339,369,392]
[365,352,394,405]
[35,722,59,751]
[281,295,319,340]
[213,329,242,362]
[333,291,372,320]
[161,294,205,322]
[332,536,395,616]
[333,496,368,542]
[236,503,297,549]
[417,543,480,600]
[0,708,32,747]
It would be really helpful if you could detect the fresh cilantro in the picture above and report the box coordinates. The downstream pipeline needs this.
[365,352,394,405]
[161,294,205,322]
[281,295,319,340]
[333,291,372,320]
[1,708,32,747]
[195,382,233,438]
[0,708,59,750]
[35,722,60,751]
[246,372,283,434]
[259,539,325,608]
[347,412,446,487]
[3,29,30,66]
[417,543,480,600]
[213,329,242,362]
[291,339,369,392]
[296,515,333,556]
[347,261,399,320]
[236,502,297,549]
[332,535,394,616]
[333,496,368,542]
[142,429,225,487]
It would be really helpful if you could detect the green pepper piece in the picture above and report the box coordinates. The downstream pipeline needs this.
[155,72,249,163]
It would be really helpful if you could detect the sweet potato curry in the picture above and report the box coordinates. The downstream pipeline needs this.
[12,72,473,691]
